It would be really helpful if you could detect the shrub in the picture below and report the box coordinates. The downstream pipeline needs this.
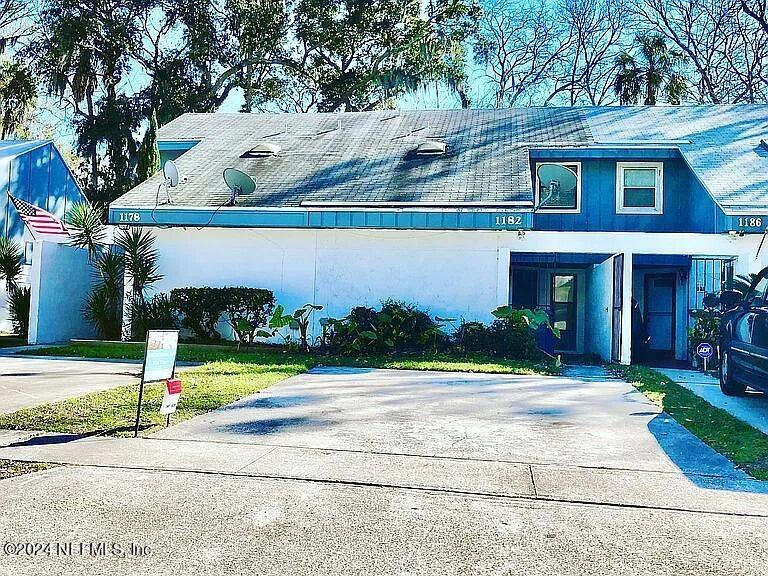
[8,285,30,338]
[220,287,276,349]
[323,301,447,356]
[453,321,489,353]
[170,287,226,341]
[129,293,178,341]
[485,306,556,360]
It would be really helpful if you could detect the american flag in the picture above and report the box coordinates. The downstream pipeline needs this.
[8,194,69,239]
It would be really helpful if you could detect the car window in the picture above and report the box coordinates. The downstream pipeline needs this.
[744,274,768,308]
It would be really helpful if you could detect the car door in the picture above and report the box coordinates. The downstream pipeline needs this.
[729,311,757,378]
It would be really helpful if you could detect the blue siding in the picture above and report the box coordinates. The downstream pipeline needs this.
[531,152,720,233]
[0,141,87,241]
[109,206,535,230]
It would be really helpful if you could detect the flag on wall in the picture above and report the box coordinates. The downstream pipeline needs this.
[7,194,69,241]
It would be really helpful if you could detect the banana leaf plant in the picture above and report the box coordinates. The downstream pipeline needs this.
[491,305,561,338]
[270,303,324,352]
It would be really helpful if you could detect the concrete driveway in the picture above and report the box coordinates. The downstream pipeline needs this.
[1,366,767,575]
[0,355,142,413]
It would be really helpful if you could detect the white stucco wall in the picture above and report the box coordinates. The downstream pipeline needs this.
[147,227,765,353]
[28,241,97,344]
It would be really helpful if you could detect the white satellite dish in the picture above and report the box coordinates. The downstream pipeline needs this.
[223,168,256,206]
[535,163,578,210]
[163,160,180,187]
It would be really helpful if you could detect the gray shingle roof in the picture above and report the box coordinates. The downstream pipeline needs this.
[113,108,590,209]
[583,105,768,212]
[111,105,768,213]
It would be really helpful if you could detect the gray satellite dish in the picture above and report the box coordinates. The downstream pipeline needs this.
[223,168,256,206]
[160,160,181,204]
[163,160,180,187]
[535,163,577,210]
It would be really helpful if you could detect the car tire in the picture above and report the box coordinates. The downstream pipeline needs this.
[720,350,747,396]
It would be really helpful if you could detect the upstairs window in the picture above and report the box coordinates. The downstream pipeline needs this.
[616,162,663,214]
[534,162,581,213]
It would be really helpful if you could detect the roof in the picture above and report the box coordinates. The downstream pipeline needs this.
[0,140,51,161]
[113,108,589,209]
[582,105,768,212]
[111,106,768,214]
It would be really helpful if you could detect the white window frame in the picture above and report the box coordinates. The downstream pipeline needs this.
[616,161,664,215]
[534,162,582,214]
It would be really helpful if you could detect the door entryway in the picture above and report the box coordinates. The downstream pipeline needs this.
[644,273,676,360]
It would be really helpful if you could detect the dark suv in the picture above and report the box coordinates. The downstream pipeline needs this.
[720,268,768,396]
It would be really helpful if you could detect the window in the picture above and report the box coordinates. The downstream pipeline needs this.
[24,242,33,266]
[535,162,581,213]
[616,162,663,214]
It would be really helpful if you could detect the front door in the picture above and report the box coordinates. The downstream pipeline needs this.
[551,274,577,352]
[644,274,676,360]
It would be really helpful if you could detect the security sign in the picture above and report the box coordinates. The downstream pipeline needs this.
[696,342,714,359]
[159,379,183,415]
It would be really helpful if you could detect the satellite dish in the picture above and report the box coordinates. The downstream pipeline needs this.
[163,160,180,187]
[535,163,577,209]
[223,168,256,206]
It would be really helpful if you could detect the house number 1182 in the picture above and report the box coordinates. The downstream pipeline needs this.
[495,215,523,226]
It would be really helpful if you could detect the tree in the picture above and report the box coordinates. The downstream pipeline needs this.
[30,0,144,200]
[0,0,32,54]
[137,109,161,182]
[635,0,768,104]
[741,0,768,33]
[474,0,570,107]
[0,59,36,138]
[614,33,686,105]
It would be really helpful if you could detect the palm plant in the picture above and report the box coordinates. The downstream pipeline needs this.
[85,248,124,340]
[115,227,162,301]
[66,201,107,260]
[614,33,687,105]
[0,236,23,291]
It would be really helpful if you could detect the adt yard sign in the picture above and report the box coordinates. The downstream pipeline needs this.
[697,342,714,372]
[134,330,180,437]
[696,342,714,359]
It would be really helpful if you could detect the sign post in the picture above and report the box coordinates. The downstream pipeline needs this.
[696,342,714,373]
[134,330,179,438]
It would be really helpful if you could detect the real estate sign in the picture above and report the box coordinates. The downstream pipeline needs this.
[134,330,180,437]
[143,330,179,382]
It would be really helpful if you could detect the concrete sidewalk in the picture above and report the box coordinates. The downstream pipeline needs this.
[659,368,768,434]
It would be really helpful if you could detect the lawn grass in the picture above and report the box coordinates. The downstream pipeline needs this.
[609,364,768,481]
[2,341,558,437]
[0,460,55,480]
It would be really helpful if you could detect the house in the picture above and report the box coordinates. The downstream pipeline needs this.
[109,106,768,363]
[0,140,86,333]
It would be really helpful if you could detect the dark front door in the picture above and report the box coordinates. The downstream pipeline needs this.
[644,274,676,360]
[551,273,577,352]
